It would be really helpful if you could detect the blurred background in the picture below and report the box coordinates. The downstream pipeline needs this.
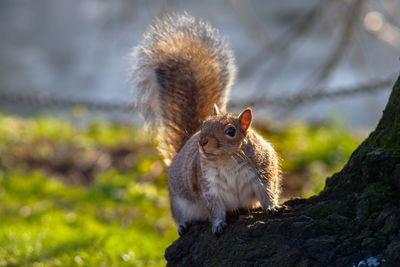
[0,0,399,266]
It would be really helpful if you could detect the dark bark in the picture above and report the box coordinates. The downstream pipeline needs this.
[165,74,400,266]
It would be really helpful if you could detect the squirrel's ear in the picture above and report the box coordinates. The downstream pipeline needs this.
[213,104,221,116]
[239,108,253,132]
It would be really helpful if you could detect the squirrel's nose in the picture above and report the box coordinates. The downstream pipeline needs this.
[199,136,208,147]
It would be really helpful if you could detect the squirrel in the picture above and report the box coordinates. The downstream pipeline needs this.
[131,14,281,236]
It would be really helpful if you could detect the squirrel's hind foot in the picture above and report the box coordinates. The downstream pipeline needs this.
[211,220,227,236]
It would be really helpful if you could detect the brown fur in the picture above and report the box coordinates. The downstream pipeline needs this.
[167,110,281,235]
[132,14,281,235]
[131,14,236,164]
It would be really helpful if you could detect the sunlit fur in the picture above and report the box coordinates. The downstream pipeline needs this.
[132,14,281,235]
[199,114,247,159]
[168,110,280,234]
[131,13,236,165]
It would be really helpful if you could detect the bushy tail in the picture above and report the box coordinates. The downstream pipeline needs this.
[131,14,236,165]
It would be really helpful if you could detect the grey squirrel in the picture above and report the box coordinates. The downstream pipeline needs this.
[131,14,281,235]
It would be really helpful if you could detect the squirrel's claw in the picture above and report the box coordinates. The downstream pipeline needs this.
[212,220,227,236]
[264,205,281,215]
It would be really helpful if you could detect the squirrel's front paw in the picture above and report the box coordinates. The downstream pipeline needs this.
[211,220,227,236]
[264,205,281,215]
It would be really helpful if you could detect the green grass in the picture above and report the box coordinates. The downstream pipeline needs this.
[0,169,176,266]
[267,118,363,197]
[0,113,364,266]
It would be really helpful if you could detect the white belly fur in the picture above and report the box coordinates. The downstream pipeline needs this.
[202,158,260,211]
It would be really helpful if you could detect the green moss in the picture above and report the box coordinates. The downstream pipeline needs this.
[381,216,400,236]
[382,131,400,149]
[361,183,391,199]
[305,201,339,219]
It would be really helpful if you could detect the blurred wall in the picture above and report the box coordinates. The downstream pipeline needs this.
[0,0,399,128]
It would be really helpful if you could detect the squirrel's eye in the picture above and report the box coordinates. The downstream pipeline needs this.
[225,126,236,137]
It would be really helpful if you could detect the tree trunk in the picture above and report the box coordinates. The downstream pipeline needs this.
[165,74,400,266]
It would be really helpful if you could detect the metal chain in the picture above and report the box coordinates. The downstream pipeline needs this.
[0,91,134,113]
[229,73,398,108]
[0,73,397,113]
